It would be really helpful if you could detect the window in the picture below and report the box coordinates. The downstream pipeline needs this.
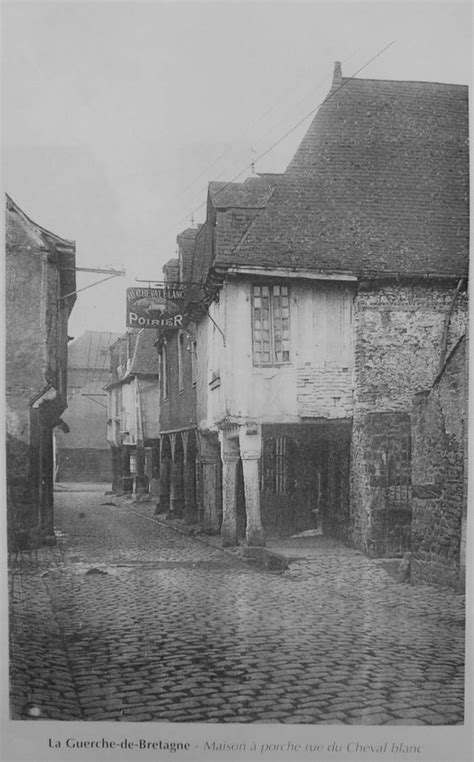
[252,284,290,365]
[178,332,184,392]
[160,345,168,399]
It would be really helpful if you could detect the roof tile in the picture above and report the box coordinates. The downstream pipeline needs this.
[231,74,469,277]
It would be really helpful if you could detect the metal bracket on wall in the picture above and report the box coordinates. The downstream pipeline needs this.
[207,308,226,346]
[59,267,126,301]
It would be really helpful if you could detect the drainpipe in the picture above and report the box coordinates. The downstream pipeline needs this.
[439,279,465,374]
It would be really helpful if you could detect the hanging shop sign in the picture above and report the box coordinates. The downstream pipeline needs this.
[126,286,184,329]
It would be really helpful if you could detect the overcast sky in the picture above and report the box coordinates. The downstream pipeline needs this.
[3,0,472,337]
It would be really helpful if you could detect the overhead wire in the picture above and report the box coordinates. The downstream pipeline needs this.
[165,40,395,238]
[245,48,361,156]
[175,56,346,202]
[169,50,362,223]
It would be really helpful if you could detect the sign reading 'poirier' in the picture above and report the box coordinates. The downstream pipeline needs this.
[126,287,184,329]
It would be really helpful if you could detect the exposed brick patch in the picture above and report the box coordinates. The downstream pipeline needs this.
[296,363,353,418]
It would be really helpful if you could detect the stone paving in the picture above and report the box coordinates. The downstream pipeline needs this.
[8,485,465,724]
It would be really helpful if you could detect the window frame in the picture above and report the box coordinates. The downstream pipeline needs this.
[251,282,291,366]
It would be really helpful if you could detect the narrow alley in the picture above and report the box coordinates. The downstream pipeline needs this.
[9,485,465,725]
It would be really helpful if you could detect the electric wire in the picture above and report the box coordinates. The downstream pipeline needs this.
[249,47,362,155]
[176,48,361,207]
[166,41,395,237]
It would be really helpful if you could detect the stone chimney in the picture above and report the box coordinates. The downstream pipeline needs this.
[163,258,180,286]
[177,227,199,284]
[332,61,342,88]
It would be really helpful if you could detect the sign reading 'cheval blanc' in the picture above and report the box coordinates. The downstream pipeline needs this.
[126,287,184,329]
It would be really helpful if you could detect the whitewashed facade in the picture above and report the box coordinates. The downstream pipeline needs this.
[198,275,355,428]
[194,271,356,546]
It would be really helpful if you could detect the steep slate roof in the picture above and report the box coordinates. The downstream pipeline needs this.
[231,68,469,278]
[190,221,214,285]
[68,331,122,370]
[128,329,159,375]
[190,176,277,286]
[105,329,158,386]
[177,226,200,283]
[163,258,180,284]
[6,194,77,304]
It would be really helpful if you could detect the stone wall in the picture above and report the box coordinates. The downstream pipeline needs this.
[6,229,50,543]
[353,281,467,413]
[6,203,74,548]
[351,411,411,556]
[350,280,467,557]
[410,336,467,588]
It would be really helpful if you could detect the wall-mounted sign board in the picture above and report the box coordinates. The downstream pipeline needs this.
[126,287,184,329]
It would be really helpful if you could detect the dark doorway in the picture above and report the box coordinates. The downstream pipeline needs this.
[261,422,351,540]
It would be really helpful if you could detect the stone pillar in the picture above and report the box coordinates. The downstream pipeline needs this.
[134,445,149,495]
[169,433,184,517]
[220,431,241,547]
[155,439,171,514]
[150,440,161,496]
[221,455,240,546]
[197,431,222,534]
[182,431,197,525]
[239,425,265,547]
[201,457,222,534]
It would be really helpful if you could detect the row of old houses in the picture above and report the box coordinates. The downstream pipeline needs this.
[105,63,469,589]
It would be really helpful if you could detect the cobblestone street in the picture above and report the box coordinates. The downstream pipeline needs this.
[9,486,465,725]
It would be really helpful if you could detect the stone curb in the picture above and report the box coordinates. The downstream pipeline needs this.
[111,494,291,573]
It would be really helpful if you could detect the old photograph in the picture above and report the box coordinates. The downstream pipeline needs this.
[2,1,471,761]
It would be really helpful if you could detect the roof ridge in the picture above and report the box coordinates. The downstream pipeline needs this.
[342,75,468,88]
